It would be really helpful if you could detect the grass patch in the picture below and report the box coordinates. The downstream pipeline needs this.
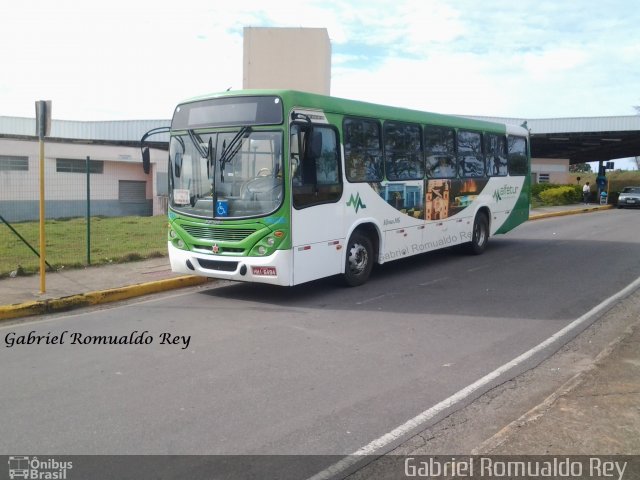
[0,215,167,278]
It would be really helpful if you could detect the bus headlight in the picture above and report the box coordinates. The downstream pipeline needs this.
[250,229,287,256]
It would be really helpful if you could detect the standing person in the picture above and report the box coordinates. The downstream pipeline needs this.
[582,182,591,204]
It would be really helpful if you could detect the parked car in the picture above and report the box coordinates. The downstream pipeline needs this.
[617,186,640,208]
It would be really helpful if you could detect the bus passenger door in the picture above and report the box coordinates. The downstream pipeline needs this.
[291,124,344,284]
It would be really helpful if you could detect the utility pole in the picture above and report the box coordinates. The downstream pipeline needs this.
[36,100,51,293]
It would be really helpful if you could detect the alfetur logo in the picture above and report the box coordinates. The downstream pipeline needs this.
[493,184,519,202]
[347,193,367,213]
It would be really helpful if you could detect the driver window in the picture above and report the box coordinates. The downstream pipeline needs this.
[291,124,342,209]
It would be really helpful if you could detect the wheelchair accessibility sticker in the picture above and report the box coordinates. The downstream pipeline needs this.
[216,199,229,217]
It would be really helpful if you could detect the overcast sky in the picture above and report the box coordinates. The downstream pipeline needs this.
[3,0,639,125]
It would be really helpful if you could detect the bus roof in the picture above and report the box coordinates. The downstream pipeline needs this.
[178,89,528,136]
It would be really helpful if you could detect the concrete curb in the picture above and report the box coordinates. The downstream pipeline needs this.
[528,204,613,220]
[0,275,209,322]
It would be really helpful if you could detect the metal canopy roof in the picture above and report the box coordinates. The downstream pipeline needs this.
[0,116,170,149]
[467,115,640,164]
[529,129,640,163]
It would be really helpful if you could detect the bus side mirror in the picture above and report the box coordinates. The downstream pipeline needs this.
[142,147,151,174]
[174,152,183,178]
[306,130,323,160]
[139,125,170,174]
[302,131,322,185]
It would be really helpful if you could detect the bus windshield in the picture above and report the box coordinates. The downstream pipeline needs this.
[169,129,283,219]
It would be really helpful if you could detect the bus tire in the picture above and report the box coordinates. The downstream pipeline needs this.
[343,231,373,287]
[468,212,489,255]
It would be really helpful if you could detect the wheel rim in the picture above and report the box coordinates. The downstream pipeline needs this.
[475,220,487,246]
[348,242,368,276]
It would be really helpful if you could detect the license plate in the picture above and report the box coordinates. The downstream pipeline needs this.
[252,266,277,276]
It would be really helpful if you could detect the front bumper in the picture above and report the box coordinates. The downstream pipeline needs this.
[168,242,293,286]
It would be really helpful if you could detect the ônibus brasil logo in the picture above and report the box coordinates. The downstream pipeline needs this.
[347,193,367,213]
[8,456,73,479]
[493,184,519,202]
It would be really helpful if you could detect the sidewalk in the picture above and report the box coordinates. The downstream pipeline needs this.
[527,201,613,219]
[0,257,209,320]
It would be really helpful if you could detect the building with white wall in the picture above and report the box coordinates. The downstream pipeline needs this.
[0,117,168,222]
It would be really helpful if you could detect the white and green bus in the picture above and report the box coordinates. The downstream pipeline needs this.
[142,90,530,286]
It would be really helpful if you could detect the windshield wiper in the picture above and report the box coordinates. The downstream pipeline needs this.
[187,129,209,158]
[218,126,251,183]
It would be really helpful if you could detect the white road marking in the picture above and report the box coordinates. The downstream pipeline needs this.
[356,293,391,305]
[418,277,449,287]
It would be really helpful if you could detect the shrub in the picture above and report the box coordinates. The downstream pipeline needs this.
[538,185,581,205]
[531,183,582,206]
[531,183,560,197]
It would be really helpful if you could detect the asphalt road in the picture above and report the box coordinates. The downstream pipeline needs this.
[1,209,639,477]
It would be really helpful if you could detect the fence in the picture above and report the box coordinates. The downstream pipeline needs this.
[1,152,168,278]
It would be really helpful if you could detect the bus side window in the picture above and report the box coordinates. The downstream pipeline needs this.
[290,129,303,186]
[344,117,383,182]
[292,124,342,209]
[457,130,483,178]
[425,126,456,178]
[301,130,321,185]
[485,134,508,176]
[508,136,528,175]
[384,121,423,180]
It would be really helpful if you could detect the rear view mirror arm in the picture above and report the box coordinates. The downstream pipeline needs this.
[140,126,170,174]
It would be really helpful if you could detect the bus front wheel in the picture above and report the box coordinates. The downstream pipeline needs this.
[343,232,373,287]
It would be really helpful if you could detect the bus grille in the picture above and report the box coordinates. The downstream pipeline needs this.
[181,225,256,242]
[197,259,238,272]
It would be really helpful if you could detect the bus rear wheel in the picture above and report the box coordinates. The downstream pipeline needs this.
[343,231,373,287]
[468,212,489,255]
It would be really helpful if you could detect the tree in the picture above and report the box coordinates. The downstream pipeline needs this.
[633,108,639,170]
[569,163,592,173]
